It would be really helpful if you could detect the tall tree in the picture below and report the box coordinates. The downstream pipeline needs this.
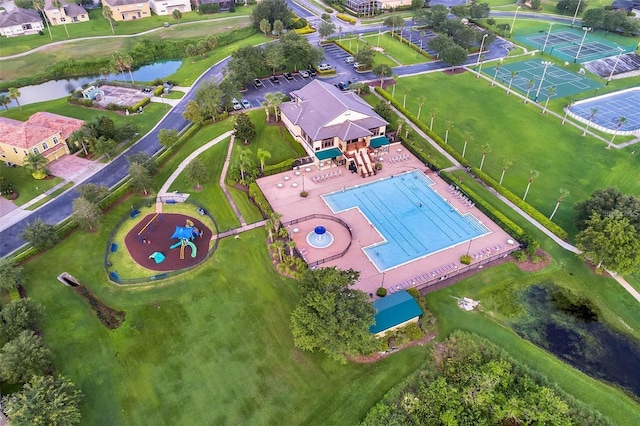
[183,101,205,124]
[20,219,59,249]
[158,128,179,148]
[574,187,640,233]
[462,131,473,158]
[372,63,393,88]
[445,120,453,144]
[257,148,271,173]
[234,112,256,145]
[89,136,117,160]
[33,0,53,40]
[184,159,208,189]
[290,267,376,364]
[264,91,284,121]
[68,128,93,155]
[279,31,322,72]
[542,86,555,114]
[524,79,534,104]
[72,197,102,231]
[1,298,44,341]
[102,5,115,34]
[172,8,182,23]
[441,44,468,71]
[259,18,271,36]
[0,330,52,384]
[194,80,223,121]
[429,108,436,131]
[506,70,518,94]
[479,143,491,170]
[128,163,152,195]
[416,96,426,120]
[8,87,22,110]
[234,149,253,182]
[0,257,23,291]
[264,43,285,76]
[383,15,405,37]
[272,19,284,36]
[576,211,640,273]
[499,159,512,185]
[1,375,82,426]
[523,169,540,201]
[52,0,69,38]
[127,152,157,174]
[111,51,128,81]
[318,20,335,40]
[23,152,49,179]
[549,188,570,220]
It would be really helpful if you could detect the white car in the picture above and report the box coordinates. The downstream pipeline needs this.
[345,56,354,64]
[299,70,310,78]
[232,98,242,110]
[318,63,332,71]
[353,62,361,69]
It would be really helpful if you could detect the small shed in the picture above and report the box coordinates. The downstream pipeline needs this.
[82,86,104,101]
[370,290,423,337]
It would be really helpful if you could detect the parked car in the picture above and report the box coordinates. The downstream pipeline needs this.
[283,72,293,80]
[353,62,361,69]
[299,70,309,78]
[307,68,317,77]
[241,99,251,109]
[163,22,170,28]
[254,78,263,88]
[318,63,331,71]
[269,75,280,84]
[335,82,349,91]
[232,98,242,110]
[345,56,354,63]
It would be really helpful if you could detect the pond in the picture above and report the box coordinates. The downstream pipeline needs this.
[3,60,182,108]
[513,284,640,398]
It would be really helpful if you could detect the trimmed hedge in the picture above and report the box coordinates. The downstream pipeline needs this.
[295,25,316,35]
[153,85,164,96]
[130,97,151,113]
[263,159,296,176]
[324,7,333,13]
[248,182,272,217]
[337,13,356,24]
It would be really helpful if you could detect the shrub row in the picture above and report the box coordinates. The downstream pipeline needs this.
[130,97,151,113]
[324,7,333,13]
[337,13,356,24]
[153,85,164,96]
[332,3,344,12]
[263,158,296,176]
[68,97,94,107]
[295,25,316,35]
[248,182,272,218]
[375,87,568,241]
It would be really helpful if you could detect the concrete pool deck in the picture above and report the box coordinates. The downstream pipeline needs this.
[257,144,515,296]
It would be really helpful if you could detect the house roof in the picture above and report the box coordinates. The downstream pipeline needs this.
[103,0,148,6]
[0,7,42,28]
[369,290,423,334]
[0,112,83,150]
[280,80,388,142]
[45,0,88,17]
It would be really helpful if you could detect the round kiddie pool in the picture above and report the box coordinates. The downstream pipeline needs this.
[306,225,335,249]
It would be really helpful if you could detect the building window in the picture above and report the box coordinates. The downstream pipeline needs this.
[322,139,333,148]
[53,136,59,145]
[33,147,39,155]
[42,142,49,150]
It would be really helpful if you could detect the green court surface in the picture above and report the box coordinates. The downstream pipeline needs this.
[483,59,602,101]
[515,28,636,63]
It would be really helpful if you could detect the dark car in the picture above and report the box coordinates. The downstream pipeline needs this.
[335,82,349,91]
[254,78,263,88]
[269,75,280,84]
[307,68,317,77]
[283,72,293,80]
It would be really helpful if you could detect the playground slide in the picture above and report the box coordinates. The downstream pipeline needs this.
[169,241,183,249]
[185,241,197,258]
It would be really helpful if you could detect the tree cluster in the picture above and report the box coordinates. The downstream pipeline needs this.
[68,115,138,160]
[574,188,640,273]
[451,2,491,21]
[556,0,587,16]
[582,8,639,35]
[290,267,377,364]
[251,0,294,31]
[362,331,609,425]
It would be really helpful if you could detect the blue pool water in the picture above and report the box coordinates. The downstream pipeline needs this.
[323,171,490,271]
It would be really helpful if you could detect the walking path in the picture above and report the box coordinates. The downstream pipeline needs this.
[219,134,246,227]
[373,90,640,304]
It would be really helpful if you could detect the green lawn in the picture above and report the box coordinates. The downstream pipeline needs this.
[360,32,429,66]
[0,165,62,206]
[390,72,640,239]
[335,36,398,68]
[0,8,254,57]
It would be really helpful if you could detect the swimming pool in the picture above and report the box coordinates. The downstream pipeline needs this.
[322,170,490,272]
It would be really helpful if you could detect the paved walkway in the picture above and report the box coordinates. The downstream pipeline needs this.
[372,90,640,304]
[219,135,246,227]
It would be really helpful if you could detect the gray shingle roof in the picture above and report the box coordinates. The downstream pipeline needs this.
[0,7,41,28]
[103,0,147,7]
[280,80,388,142]
[45,1,88,17]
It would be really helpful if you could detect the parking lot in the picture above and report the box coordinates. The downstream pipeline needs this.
[238,44,376,110]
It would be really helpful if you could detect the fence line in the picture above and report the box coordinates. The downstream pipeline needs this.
[283,214,353,267]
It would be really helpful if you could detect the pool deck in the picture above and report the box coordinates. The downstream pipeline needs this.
[257,144,515,296]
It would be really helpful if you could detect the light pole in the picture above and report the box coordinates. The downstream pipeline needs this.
[606,47,625,85]
[476,33,488,78]
[571,0,583,28]
[574,26,592,63]
[541,22,554,55]
[510,6,521,37]
[377,26,381,48]
[534,61,553,102]
[302,175,305,192]
[381,272,386,288]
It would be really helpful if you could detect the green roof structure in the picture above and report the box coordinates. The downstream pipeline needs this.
[369,136,390,149]
[369,290,423,334]
[315,147,342,161]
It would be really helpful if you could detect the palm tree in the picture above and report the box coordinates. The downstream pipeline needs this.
[582,108,598,136]
[506,71,518,94]
[120,53,135,82]
[23,152,49,179]
[419,31,426,52]
[523,79,534,104]
[262,100,270,122]
[264,92,284,122]
[0,95,10,111]
[542,86,555,114]
[112,52,127,81]
[52,0,69,38]
[338,25,343,41]
[33,0,53,40]
[523,170,540,201]
[402,88,408,108]
[8,87,21,110]
[391,74,399,98]
[396,119,405,139]
[499,159,512,185]
[462,131,473,158]
[100,67,111,82]
[429,108,436,131]
[256,148,271,173]
[549,188,570,220]
[68,128,94,155]
[235,149,252,182]
[103,5,115,35]
[445,120,453,144]
[607,116,626,149]
[479,143,491,170]
[561,97,575,124]
[416,96,426,120]
[491,64,500,86]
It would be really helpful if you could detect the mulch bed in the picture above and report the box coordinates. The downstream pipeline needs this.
[124,213,212,272]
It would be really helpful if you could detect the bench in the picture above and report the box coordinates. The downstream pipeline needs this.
[109,271,121,283]
[110,243,118,253]
[130,210,140,218]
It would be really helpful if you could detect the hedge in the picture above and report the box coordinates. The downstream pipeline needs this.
[337,13,356,24]
[324,7,333,13]
[295,25,316,35]
[332,3,344,12]
[375,87,568,241]
[153,85,164,96]
[392,32,433,60]
[248,182,272,217]
[130,97,151,113]
[263,158,296,176]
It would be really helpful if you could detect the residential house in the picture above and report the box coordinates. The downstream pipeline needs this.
[101,0,151,22]
[149,0,192,16]
[279,79,389,177]
[0,7,44,37]
[369,290,423,337]
[0,112,84,166]
[191,0,242,11]
[44,0,90,26]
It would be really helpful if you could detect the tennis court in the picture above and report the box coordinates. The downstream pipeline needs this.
[567,88,640,133]
[483,59,602,100]
[516,29,635,63]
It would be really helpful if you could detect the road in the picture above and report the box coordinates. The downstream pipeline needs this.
[0,7,522,257]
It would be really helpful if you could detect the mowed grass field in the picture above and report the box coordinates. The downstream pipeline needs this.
[360,32,429,66]
[389,72,640,238]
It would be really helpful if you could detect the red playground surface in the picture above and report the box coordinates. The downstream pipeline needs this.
[124,213,212,272]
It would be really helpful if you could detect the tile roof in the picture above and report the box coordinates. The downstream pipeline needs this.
[103,0,148,7]
[369,290,423,334]
[0,7,41,28]
[45,0,88,17]
[0,112,83,150]
[280,80,388,142]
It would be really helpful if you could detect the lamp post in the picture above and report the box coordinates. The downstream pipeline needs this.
[606,47,625,85]
[302,175,305,192]
[377,26,381,48]
[381,272,386,289]
[534,61,553,102]
[476,33,488,78]
[541,22,554,55]
[571,0,583,28]
[510,6,521,37]
[574,26,592,63]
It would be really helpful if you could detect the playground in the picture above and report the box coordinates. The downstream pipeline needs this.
[516,28,636,64]
[483,59,602,100]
